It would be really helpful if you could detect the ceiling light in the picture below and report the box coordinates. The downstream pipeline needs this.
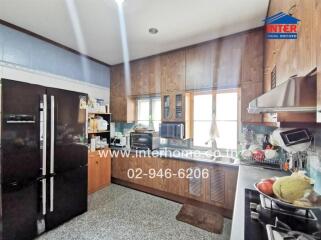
[149,28,159,34]
[115,0,125,5]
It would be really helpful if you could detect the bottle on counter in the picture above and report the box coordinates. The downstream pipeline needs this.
[262,134,273,150]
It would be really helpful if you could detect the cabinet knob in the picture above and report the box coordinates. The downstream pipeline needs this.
[96,161,99,164]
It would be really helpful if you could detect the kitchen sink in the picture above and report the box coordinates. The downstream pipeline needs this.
[213,157,237,164]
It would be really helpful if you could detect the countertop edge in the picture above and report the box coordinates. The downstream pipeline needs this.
[230,165,288,240]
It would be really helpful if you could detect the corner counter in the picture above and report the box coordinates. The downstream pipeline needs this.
[230,165,288,240]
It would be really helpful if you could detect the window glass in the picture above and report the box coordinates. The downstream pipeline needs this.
[193,91,238,149]
[216,92,238,120]
[216,121,238,149]
[193,94,212,121]
[193,94,212,147]
[152,98,161,131]
[136,97,161,131]
[137,99,150,127]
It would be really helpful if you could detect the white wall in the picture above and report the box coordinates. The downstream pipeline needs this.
[0,61,110,103]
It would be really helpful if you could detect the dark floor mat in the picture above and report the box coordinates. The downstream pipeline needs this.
[176,204,224,234]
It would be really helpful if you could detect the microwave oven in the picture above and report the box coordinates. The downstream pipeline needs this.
[130,132,160,150]
[159,123,184,139]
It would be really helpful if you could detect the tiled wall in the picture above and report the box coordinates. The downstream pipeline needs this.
[0,24,110,88]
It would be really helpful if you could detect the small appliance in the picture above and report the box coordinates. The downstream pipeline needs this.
[160,123,185,139]
[111,132,127,148]
[130,131,160,150]
[271,128,312,170]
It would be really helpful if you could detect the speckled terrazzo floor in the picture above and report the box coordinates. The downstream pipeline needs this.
[37,184,231,240]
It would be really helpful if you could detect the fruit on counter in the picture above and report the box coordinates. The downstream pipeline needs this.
[252,150,265,162]
[293,190,321,208]
[272,175,312,203]
[257,178,275,196]
[264,177,276,185]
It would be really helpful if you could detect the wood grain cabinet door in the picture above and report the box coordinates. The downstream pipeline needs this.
[161,94,173,122]
[99,153,111,189]
[173,93,185,122]
[224,167,238,210]
[186,42,214,90]
[131,56,161,95]
[241,30,264,85]
[241,81,263,123]
[208,167,225,207]
[216,36,245,89]
[294,0,316,77]
[130,60,143,96]
[88,154,100,194]
[316,0,321,122]
[161,50,186,93]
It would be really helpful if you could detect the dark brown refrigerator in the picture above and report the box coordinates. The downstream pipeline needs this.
[0,79,88,240]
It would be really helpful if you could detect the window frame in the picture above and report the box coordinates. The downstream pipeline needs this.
[136,95,161,131]
[191,88,240,150]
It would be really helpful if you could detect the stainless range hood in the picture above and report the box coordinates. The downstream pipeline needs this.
[248,72,317,114]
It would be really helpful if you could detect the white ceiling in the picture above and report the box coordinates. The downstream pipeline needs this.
[0,0,269,65]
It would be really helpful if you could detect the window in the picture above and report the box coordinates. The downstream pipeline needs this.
[215,92,238,149]
[137,97,161,131]
[193,91,238,149]
[193,94,212,147]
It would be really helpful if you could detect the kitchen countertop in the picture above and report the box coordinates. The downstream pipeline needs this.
[110,146,239,168]
[230,165,289,240]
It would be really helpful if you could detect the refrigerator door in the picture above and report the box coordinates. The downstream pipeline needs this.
[45,88,88,229]
[2,181,39,240]
[1,79,45,184]
[46,88,88,174]
[45,166,88,230]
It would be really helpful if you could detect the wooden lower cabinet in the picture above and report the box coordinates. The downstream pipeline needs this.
[111,155,238,212]
[88,150,111,194]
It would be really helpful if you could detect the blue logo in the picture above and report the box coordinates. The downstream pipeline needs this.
[264,12,301,39]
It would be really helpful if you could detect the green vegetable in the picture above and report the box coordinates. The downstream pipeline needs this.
[272,176,312,203]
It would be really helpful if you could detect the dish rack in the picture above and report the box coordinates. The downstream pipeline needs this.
[240,150,285,169]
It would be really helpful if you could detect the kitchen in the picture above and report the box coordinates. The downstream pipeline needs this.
[0,0,320,240]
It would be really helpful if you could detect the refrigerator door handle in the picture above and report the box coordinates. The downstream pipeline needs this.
[50,95,55,212]
[50,95,55,174]
[50,176,54,212]
[42,178,46,215]
[42,94,47,176]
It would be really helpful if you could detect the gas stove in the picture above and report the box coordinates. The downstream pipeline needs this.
[244,189,321,240]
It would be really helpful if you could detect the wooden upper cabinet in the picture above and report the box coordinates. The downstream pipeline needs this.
[316,0,321,122]
[110,65,135,122]
[131,56,161,95]
[241,30,264,85]
[241,81,263,123]
[216,35,245,89]
[294,0,316,77]
[110,64,125,99]
[186,42,214,90]
[161,50,186,93]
